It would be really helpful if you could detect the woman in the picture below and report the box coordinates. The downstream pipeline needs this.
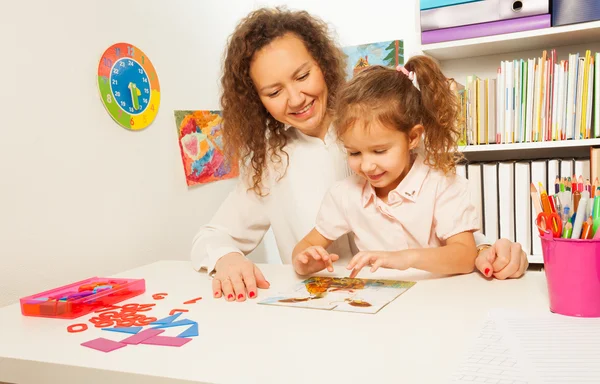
[191,7,528,302]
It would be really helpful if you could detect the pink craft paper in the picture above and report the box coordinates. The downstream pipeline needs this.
[141,335,192,347]
[81,337,127,353]
[120,328,164,345]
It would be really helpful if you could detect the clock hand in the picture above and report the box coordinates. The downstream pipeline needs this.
[128,82,141,110]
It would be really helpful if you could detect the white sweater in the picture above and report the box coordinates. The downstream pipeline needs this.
[190,126,490,273]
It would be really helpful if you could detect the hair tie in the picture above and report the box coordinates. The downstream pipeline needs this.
[396,65,420,92]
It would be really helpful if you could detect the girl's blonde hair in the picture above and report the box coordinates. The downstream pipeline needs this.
[334,55,462,174]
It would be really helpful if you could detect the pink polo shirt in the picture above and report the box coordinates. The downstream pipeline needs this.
[315,154,480,251]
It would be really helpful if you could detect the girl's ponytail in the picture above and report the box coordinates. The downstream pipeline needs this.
[405,55,462,173]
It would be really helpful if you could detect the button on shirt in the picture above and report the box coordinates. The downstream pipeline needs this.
[315,154,480,251]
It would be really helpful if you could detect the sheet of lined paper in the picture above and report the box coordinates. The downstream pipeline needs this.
[450,315,530,384]
[451,309,600,384]
[494,309,600,384]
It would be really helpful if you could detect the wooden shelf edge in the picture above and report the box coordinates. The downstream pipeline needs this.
[459,138,600,153]
[421,20,600,61]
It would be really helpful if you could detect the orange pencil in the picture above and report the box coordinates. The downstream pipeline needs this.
[538,182,552,214]
[530,183,544,215]
[581,217,593,239]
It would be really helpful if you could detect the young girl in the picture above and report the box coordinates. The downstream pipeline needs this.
[292,56,479,278]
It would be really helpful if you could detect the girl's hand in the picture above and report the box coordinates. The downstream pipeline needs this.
[212,253,270,302]
[293,246,339,274]
[346,250,414,278]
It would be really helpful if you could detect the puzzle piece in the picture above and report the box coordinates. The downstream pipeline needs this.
[81,338,127,353]
[149,312,182,326]
[120,328,164,345]
[152,319,196,329]
[141,335,192,347]
[177,323,198,338]
[102,326,143,335]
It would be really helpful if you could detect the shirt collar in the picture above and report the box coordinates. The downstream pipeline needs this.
[287,124,337,146]
[361,153,430,207]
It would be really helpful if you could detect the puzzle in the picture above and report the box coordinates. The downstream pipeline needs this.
[258,276,416,314]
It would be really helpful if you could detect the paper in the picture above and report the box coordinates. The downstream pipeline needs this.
[450,309,600,384]
[258,276,415,314]
[493,309,600,384]
[449,315,530,383]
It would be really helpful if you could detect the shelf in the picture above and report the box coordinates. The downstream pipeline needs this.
[421,20,600,61]
[458,138,600,162]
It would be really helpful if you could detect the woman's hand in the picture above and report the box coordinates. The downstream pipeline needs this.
[293,246,339,275]
[212,253,270,301]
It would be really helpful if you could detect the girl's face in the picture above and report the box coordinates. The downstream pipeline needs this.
[250,33,329,139]
[342,122,423,198]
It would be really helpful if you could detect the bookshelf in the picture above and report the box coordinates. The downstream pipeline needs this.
[422,20,600,61]
[421,20,600,264]
[461,138,600,162]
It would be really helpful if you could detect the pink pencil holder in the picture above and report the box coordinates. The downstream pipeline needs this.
[541,232,600,317]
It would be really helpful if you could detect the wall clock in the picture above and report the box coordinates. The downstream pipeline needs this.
[97,43,160,131]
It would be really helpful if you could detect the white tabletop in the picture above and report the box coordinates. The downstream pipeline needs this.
[0,261,550,384]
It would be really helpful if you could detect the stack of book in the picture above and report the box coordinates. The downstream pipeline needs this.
[420,0,550,44]
[459,48,600,145]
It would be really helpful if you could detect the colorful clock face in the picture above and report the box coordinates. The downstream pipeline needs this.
[97,43,160,131]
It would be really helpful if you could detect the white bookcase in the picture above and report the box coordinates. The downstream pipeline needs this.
[420,20,600,264]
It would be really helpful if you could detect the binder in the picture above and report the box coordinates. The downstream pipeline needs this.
[421,0,550,32]
[420,0,481,11]
[421,14,551,44]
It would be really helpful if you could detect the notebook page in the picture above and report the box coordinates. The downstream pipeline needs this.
[492,309,600,384]
[449,314,530,383]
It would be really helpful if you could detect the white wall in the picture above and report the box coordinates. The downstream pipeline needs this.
[0,0,419,307]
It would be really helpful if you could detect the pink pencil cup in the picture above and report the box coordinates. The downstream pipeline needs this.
[540,232,600,317]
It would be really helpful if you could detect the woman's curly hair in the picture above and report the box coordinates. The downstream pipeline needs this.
[220,7,346,195]
[334,56,462,175]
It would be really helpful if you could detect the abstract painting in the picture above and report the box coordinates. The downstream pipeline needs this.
[174,110,239,186]
[342,40,404,80]
[258,276,415,314]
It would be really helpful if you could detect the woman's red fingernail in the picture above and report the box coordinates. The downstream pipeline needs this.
[214,291,220,296]
[238,293,244,300]
[484,268,490,276]
[249,291,256,298]
[227,294,233,300]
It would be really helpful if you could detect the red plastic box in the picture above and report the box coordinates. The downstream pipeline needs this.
[20,277,145,319]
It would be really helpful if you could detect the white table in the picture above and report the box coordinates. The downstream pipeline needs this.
[0,261,550,384]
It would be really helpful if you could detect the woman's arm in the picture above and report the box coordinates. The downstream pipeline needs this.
[191,177,270,274]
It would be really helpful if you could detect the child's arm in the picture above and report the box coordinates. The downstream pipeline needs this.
[346,231,477,277]
[405,231,477,274]
[292,229,338,276]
